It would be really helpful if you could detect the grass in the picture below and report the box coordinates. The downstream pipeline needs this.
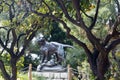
[0,72,46,80]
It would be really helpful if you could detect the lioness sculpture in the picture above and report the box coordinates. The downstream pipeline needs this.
[37,38,73,64]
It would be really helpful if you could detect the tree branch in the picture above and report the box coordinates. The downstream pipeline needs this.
[54,0,95,37]
[110,16,120,34]
[55,0,76,23]
[103,16,120,46]
[10,28,17,54]
[16,33,26,55]
[5,29,12,47]
[102,34,112,46]
[0,39,10,54]
[17,22,40,58]
[0,28,12,55]
[0,60,10,80]
[81,9,94,21]
[106,38,120,53]
[31,10,70,33]
[71,0,81,20]
[0,5,3,13]
[43,0,52,13]
[89,0,100,30]
[55,0,69,17]
[68,34,92,57]
[115,0,120,14]
[0,26,8,30]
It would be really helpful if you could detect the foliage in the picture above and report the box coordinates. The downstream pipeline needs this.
[66,47,86,68]
[66,46,96,80]
[23,54,40,69]
[78,60,96,80]
[107,49,120,80]
[48,21,73,45]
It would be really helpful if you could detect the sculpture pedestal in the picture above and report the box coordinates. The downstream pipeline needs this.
[37,64,66,72]
[32,71,68,80]
[37,58,66,72]
[37,61,67,72]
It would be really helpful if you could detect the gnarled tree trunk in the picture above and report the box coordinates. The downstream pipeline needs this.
[96,53,110,80]
[10,57,17,80]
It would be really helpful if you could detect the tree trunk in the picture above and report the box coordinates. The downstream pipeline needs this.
[96,53,110,80]
[88,51,110,80]
[10,58,17,80]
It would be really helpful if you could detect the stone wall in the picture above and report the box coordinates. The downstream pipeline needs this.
[33,72,68,80]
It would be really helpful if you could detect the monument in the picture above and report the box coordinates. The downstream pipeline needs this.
[36,37,73,72]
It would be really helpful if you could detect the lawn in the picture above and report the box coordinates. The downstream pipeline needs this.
[0,72,46,80]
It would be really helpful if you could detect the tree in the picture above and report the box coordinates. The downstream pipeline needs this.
[0,23,39,80]
[26,0,120,80]
[0,0,41,80]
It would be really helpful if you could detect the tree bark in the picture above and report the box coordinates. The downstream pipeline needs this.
[10,57,17,80]
[96,52,110,80]
[90,50,99,76]
[87,49,110,80]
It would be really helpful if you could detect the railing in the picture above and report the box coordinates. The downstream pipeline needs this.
[23,64,89,80]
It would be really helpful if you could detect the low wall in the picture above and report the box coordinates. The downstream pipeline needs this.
[32,71,68,80]
[28,64,72,80]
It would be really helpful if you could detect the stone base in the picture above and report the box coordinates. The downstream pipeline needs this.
[32,71,68,80]
[37,64,66,72]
